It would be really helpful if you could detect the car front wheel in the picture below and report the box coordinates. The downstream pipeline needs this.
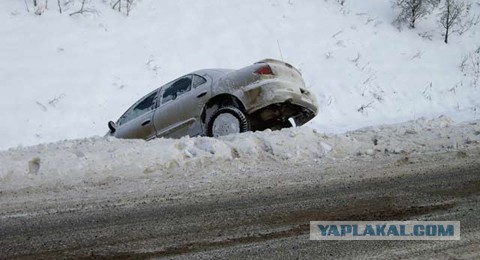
[206,106,250,137]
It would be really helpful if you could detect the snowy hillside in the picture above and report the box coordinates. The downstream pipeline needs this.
[1,0,479,150]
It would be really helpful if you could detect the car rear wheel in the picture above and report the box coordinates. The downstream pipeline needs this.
[281,118,296,128]
[206,106,250,137]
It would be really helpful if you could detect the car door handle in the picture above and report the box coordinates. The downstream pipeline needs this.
[141,120,151,126]
[197,91,207,98]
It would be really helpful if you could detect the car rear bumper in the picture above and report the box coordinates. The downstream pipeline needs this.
[243,80,318,116]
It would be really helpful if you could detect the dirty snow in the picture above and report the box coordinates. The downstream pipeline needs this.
[1,116,479,192]
[1,0,480,150]
[0,127,328,191]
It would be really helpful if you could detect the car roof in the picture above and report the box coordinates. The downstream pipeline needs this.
[192,68,234,80]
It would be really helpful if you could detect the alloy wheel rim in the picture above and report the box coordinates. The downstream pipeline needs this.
[212,113,241,137]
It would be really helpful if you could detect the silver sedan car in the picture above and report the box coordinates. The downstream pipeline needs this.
[107,59,318,139]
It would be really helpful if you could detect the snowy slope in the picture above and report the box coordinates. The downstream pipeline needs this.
[1,0,479,150]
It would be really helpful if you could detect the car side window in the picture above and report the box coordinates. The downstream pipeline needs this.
[192,74,207,88]
[118,91,157,125]
[162,75,192,104]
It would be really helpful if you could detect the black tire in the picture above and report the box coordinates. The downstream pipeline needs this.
[206,106,250,137]
[281,120,293,128]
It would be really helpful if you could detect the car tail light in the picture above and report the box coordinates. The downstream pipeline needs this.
[254,65,274,75]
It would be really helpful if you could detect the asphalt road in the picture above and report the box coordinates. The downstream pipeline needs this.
[1,147,479,259]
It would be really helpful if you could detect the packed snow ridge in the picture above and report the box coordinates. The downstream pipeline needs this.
[1,0,479,150]
[1,116,479,192]
[0,127,328,191]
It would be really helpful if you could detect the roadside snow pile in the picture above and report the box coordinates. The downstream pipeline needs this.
[0,127,329,191]
[1,116,479,192]
[328,115,480,158]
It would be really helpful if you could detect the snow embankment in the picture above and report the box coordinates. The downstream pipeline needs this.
[1,116,479,192]
[1,0,479,150]
[0,127,329,191]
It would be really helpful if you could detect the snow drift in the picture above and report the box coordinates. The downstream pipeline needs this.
[0,127,329,191]
[1,116,479,192]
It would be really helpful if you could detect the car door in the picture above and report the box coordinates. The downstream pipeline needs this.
[114,90,158,140]
[153,74,210,138]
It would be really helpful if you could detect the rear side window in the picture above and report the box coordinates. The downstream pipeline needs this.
[162,76,192,104]
[192,74,207,88]
[118,91,157,125]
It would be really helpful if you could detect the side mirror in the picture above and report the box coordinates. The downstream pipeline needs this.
[108,121,117,134]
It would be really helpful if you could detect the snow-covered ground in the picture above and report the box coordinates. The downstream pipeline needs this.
[1,0,479,150]
[1,115,479,192]
[1,118,479,258]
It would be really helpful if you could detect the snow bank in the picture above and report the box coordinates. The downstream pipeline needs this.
[1,116,479,192]
[327,115,478,158]
[0,127,329,191]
